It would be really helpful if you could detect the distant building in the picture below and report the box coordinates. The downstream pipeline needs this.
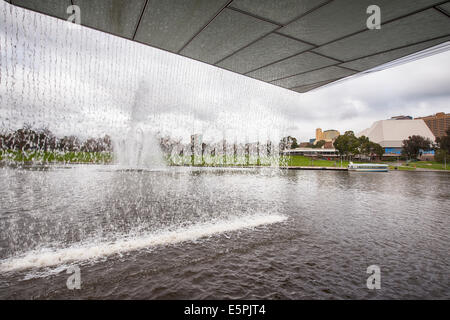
[282,147,339,158]
[315,128,340,145]
[309,138,316,144]
[299,142,311,147]
[415,112,450,138]
[323,141,334,149]
[357,119,435,157]
[390,115,412,120]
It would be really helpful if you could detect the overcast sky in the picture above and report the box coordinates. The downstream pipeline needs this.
[1,1,449,143]
[294,49,450,141]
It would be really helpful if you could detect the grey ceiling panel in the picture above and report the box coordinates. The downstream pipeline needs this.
[340,36,450,71]
[135,0,229,53]
[7,1,450,93]
[12,0,71,20]
[279,0,446,45]
[291,80,335,93]
[271,66,356,88]
[438,2,450,15]
[180,8,278,64]
[72,0,146,39]
[217,33,313,74]
[229,0,329,25]
[313,9,450,61]
[246,52,338,82]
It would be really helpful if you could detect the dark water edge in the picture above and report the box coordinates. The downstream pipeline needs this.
[0,166,448,299]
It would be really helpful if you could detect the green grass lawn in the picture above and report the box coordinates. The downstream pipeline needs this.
[284,155,349,167]
[0,150,113,164]
[406,161,450,171]
[168,155,349,167]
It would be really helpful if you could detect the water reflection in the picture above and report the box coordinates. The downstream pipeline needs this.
[0,167,448,299]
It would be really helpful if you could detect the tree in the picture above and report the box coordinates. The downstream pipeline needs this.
[435,149,448,164]
[369,142,384,159]
[82,135,113,152]
[101,135,113,152]
[435,128,450,164]
[436,128,450,153]
[36,127,58,151]
[0,130,10,150]
[159,135,181,155]
[357,136,371,157]
[279,136,298,150]
[356,136,384,159]
[334,131,359,159]
[0,126,115,157]
[9,127,38,151]
[401,135,433,159]
[312,140,326,149]
[82,138,100,152]
[59,135,81,152]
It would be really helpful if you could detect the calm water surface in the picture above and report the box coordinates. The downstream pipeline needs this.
[0,165,448,299]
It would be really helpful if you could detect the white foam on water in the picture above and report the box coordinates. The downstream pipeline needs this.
[0,214,287,273]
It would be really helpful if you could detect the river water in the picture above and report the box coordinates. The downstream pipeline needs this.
[0,166,448,299]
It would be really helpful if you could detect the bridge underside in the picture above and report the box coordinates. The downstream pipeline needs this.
[7,0,450,93]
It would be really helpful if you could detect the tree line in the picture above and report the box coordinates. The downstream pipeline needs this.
[0,125,112,153]
[280,128,450,163]
[333,131,384,160]
[280,131,384,160]
[400,128,449,162]
[279,136,328,149]
[433,128,450,163]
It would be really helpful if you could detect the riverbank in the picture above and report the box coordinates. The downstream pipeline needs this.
[285,155,450,172]
[1,152,449,172]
